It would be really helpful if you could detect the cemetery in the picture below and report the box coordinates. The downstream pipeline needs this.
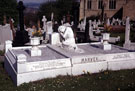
[0,0,135,90]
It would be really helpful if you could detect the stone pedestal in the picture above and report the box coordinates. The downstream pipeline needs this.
[103,44,111,50]
[30,37,42,56]
[102,33,111,50]
[50,33,60,45]
[5,40,12,53]
[30,47,42,56]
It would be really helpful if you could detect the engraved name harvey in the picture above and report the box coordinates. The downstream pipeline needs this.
[81,57,106,63]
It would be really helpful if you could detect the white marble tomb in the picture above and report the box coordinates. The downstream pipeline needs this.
[4,41,135,86]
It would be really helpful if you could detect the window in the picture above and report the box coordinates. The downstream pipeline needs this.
[98,0,103,9]
[109,0,116,9]
[87,0,92,9]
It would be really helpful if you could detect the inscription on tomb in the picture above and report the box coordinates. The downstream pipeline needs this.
[81,56,106,64]
[112,54,131,60]
[27,59,71,71]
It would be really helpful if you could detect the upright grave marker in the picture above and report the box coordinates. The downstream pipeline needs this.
[124,17,131,48]
[13,1,29,46]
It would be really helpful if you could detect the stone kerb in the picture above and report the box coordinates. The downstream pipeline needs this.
[106,52,135,70]
[5,40,13,53]
[4,43,135,86]
[16,54,27,63]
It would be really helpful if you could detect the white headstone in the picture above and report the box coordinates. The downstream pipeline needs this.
[46,21,53,34]
[5,40,12,53]
[93,20,97,29]
[80,17,86,31]
[107,18,110,26]
[42,16,47,33]
[89,20,94,38]
[111,18,115,25]
[50,33,60,45]
[0,24,13,45]
[125,17,131,44]
[97,19,101,25]
[118,19,121,25]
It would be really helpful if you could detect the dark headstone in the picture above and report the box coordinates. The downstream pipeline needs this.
[13,1,29,46]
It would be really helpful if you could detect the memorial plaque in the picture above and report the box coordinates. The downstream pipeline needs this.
[107,52,135,62]
[27,58,71,71]
[72,55,106,65]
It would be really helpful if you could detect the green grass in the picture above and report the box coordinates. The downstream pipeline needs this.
[0,50,4,56]
[0,61,135,91]
[110,30,135,46]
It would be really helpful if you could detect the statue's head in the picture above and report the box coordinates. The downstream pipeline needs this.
[58,25,66,33]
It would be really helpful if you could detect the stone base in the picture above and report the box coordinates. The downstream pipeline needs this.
[30,47,42,56]
[103,44,111,50]
[4,44,135,86]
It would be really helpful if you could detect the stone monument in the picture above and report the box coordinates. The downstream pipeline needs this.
[13,1,29,46]
[124,17,131,48]
[42,16,47,40]
[102,33,111,50]
[58,25,84,53]
[58,25,77,50]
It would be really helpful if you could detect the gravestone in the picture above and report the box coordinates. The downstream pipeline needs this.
[80,17,86,31]
[50,33,60,45]
[93,20,97,29]
[123,17,135,50]
[102,33,111,50]
[42,16,47,33]
[0,24,13,44]
[13,1,29,46]
[42,16,47,40]
[51,12,54,21]
[9,18,16,39]
[107,18,110,26]
[97,19,101,25]
[111,18,115,25]
[124,17,131,48]
[47,21,53,34]
[118,19,122,25]
[89,20,94,38]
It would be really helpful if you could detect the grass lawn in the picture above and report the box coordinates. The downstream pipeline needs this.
[0,61,135,91]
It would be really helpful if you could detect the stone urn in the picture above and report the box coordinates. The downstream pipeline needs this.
[102,33,110,44]
[30,37,40,46]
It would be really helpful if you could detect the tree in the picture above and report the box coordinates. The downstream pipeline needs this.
[38,0,79,23]
[0,0,18,25]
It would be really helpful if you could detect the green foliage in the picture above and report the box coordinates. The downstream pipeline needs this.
[0,50,4,56]
[0,0,18,25]
[38,0,79,22]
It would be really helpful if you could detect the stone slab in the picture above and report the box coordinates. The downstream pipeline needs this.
[48,43,135,75]
[4,43,135,86]
[5,46,71,86]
